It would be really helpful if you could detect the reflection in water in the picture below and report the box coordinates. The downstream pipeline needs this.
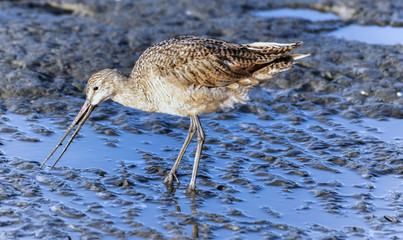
[164,190,203,238]
[192,224,199,238]
[190,203,199,238]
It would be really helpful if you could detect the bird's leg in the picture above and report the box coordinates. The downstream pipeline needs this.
[188,115,205,191]
[163,116,197,185]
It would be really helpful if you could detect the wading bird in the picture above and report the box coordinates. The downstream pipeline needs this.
[41,36,309,190]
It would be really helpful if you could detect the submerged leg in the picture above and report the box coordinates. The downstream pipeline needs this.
[188,115,205,191]
[163,117,197,185]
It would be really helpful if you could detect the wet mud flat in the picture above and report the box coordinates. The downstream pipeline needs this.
[0,0,403,239]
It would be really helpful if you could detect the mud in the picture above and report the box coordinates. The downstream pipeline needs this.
[0,0,402,239]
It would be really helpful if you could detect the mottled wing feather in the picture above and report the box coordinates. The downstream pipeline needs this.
[134,36,302,88]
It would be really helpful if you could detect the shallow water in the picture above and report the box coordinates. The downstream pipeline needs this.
[251,8,403,45]
[1,104,402,238]
[251,8,340,21]
[351,118,403,144]
[330,25,403,45]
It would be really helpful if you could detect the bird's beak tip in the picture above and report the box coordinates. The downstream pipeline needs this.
[41,101,95,169]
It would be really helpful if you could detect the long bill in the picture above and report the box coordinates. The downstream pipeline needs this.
[40,100,95,169]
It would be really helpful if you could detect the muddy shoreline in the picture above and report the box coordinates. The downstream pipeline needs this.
[0,0,402,239]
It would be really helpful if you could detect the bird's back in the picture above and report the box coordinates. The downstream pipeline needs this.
[131,36,303,87]
[124,36,306,116]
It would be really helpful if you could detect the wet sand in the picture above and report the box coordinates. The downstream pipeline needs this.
[0,0,402,239]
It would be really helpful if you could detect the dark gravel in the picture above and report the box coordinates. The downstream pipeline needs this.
[0,0,402,239]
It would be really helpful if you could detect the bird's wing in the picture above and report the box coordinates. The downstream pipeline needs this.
[134,36,303,87]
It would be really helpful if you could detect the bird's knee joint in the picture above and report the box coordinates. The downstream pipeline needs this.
[197,133,205,142]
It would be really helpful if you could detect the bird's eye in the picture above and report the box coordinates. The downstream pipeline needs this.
[93,86,99,91]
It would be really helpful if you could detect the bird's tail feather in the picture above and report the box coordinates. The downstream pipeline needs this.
[292,53,311,60]
[251,57,294,80]
[251,53,310,81]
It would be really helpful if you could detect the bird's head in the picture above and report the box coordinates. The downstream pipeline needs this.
[86,68,121,106]
[41,68,126,169]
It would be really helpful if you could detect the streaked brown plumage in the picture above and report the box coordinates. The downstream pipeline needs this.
[41,36,309,191]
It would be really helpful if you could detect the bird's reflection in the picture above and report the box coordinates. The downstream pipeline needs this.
[163,185,203,238]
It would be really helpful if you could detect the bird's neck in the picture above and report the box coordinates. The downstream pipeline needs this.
[110,69,154,112]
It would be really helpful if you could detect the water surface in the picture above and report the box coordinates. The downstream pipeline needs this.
[1,109,402,239]
[251,8,403,45]
[330,25,403,45]
[251,8,339,21]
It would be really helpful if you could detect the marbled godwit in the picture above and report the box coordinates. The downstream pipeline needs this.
[41,36,309,190]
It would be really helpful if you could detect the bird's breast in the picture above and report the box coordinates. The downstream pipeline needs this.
[112,75,250,117]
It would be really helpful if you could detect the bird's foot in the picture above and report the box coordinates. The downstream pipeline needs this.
[185,183,199,194]
[163,172,180,185]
